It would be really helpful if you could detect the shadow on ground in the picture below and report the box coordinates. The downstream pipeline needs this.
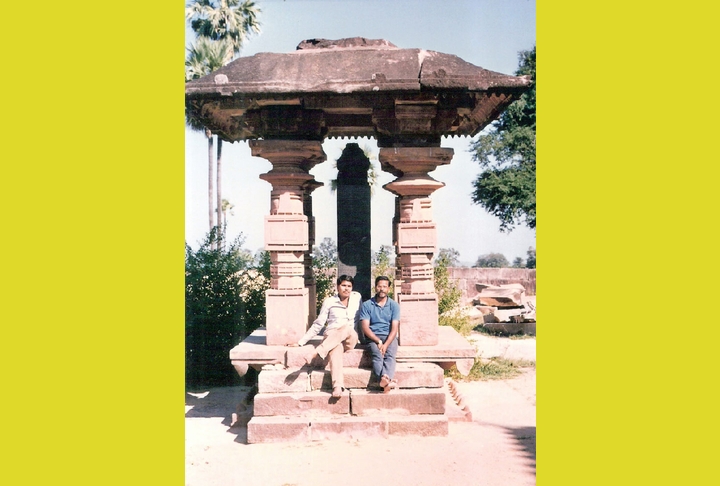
[506,425,536,474]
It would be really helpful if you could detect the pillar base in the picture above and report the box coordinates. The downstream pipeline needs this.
[397,294,439,345]
[265,288,309,345]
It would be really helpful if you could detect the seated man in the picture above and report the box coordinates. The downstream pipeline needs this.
[291,275,360,398]
[360,276,400,393]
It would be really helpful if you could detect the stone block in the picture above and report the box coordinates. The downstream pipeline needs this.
[350,388,446,416]
[397,222,436,253]
[265,288,308,345]
[258,368,310,393]
[264,214,308,251]
[253,391,350,417]
[397,294,439,346]
[309,416,387,441]
[247,416,309,444]
[309,362,445,390]
[387,415,449,437]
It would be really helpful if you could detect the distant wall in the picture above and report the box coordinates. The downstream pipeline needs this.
[447,267,536,302]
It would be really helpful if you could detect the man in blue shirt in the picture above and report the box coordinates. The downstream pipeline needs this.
[359,276,400,393]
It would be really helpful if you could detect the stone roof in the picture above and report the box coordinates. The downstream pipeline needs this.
[185,38,531,143]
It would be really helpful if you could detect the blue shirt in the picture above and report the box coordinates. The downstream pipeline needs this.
[359,297,400,336]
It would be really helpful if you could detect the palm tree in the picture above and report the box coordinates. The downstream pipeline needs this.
[186,0,261,56]
[186,0,261,241]
[186,37,233,235]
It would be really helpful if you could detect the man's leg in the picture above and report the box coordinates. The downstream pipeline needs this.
[382,336,399,379]
[366,339,384,381]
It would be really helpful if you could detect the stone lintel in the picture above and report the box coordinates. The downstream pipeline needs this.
[253,390,350,417]
[350,388,446,416]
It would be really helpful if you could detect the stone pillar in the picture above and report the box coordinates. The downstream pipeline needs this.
[250,140,326,345]
[336,143,372,301]
[380,147,453,346]
[303,179,323,325]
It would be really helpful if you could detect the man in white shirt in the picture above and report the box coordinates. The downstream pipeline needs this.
[291,274,361,398]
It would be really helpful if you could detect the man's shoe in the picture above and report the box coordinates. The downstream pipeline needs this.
[379,374,390,388]
[332,386,342,398]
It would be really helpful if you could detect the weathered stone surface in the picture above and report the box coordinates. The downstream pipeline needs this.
[309,416,387,441]
[232,327,476,380]
[309,362,444,390]
[387,415,449,436]
[397,295,439,345]
[258,368,310,393]
[253,391,350,417]
[350,388,446,416]
[247,416,309,444]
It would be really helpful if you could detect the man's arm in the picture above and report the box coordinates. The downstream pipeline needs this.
[361,318,383,346]
[296,298,330,346]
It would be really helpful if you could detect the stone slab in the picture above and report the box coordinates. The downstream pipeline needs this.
[309,416,387,441]
[253,390,350,417]
[257,367,310,393]
[246,415,450,444]
[246,416,309,444]
[231,326,476,379]
[387,415,449,436]
[350,388,446,416]
[310,362,445,391]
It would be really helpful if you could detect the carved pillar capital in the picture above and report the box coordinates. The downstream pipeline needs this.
[379,146,455,346]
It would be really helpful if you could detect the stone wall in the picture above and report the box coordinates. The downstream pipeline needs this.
[447,268,536,302]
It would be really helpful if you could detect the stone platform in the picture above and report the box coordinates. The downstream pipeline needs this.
[230,325,476,377]
[232,325,476,444]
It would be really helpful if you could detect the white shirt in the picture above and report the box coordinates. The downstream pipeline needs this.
[298,291,361,345]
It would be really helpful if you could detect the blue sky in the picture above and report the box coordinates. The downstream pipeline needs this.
[185,0,537,265]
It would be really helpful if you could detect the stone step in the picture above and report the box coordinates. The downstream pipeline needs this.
[258,362,444,393]
[253,387,446,418]
[247,414,448,444]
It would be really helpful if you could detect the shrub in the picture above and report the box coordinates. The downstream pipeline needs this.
[185,228,266,388]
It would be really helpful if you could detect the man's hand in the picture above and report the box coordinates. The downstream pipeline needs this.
[378,341,388,355]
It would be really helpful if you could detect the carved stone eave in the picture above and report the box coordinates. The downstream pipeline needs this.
[185,39,531,143]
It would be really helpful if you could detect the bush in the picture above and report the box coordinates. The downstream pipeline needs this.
[434,248,471,334]
[185,228,269,388]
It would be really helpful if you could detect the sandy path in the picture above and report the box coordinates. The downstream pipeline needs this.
[185,364,535,486]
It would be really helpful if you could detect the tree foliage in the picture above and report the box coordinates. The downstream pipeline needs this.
[185,227,269,387]
[434,248,463,314]
[473,253,510,268]
[470,46,536,232]
[312,237,338,315]
[372,244,395,299]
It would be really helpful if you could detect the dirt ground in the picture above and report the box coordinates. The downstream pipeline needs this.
[185,334,536,486]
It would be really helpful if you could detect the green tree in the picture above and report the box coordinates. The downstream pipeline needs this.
[473,253,510,268]
[526,247,536,269]
[469,46,536,232]
[372,245,395,299]
[185,228,252,387]
[512,257,525,268]
[312,237,338,314]
[186,228,271,387]
[186,0,261,237]
[434,248,472,335]
[186,0,261,56]
[185,36,233,239]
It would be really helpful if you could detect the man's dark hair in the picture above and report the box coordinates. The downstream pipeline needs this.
[375,275,390,286]
[337,274,354,286]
